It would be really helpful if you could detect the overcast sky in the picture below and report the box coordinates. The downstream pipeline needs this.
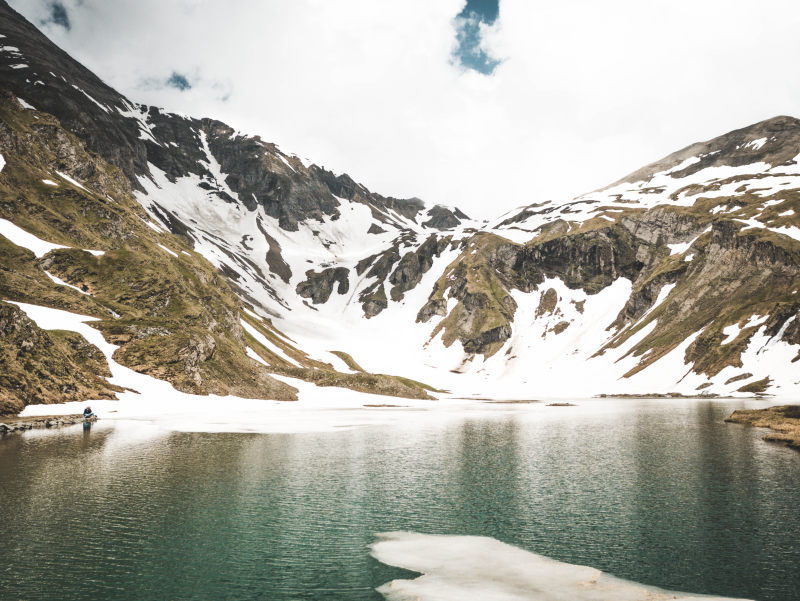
[9,0,800,218]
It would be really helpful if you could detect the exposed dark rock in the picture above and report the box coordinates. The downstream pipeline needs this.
[256,219,292,283]
[296,267,350,304]
[360,282,388,318]
[463,325,512,354]
[423,205,468,229]
[536,288,558,317]
[388,235,451,303]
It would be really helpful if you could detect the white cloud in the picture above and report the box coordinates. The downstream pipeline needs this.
[9,0,800,218]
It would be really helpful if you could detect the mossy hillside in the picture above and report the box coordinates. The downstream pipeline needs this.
[604,221,800,381]
[726,405,800,449]
[422,233,517,358]
[267,366,436,400]
[0,94,297,404]
[240,311,330,369]
[737,377,771,394]
[0,235,107,317]
[0,301,120,415]
[330,350,366,373]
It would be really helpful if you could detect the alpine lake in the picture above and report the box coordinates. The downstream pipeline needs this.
[1,397,799,601]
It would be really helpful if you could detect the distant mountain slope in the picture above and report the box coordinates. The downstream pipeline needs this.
[0,0,798,408]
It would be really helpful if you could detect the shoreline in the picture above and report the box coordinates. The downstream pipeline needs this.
[725,406,800,450]
[0,414,96,433]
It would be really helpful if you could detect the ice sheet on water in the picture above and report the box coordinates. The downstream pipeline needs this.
[371,532,752,601]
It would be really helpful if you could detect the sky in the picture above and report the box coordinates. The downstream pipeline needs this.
[8,0,800,219]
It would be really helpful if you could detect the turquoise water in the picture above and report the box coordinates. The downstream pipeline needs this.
[1,399,799,600]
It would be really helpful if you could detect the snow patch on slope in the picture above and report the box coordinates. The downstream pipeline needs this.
[0,218,67,257]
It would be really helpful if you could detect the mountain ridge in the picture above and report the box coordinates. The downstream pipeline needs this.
[1,0,799,414]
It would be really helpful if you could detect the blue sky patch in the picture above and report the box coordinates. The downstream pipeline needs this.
[167,72,191,91]
[453,0,500,74]
[42,1,70,30]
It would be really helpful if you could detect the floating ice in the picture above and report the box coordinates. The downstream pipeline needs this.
[372,532,751,601]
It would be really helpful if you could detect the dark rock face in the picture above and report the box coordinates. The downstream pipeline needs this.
[422,205,468,229]
[0,0,467,244]
[296,267,350,304]
[388,235,451,302]
[536,288,558,317]
[514,227,645,294]
[359,282,388,318]
[462,325,512,354]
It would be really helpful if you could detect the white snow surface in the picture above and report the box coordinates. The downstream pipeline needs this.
[56,170,89,192]
[0,218,67,256]
[745,137,768,151]
[372,532,752,601]
[44,271,89,295]
[14,301,501,434]
[157,243,178,258]
[16,96,35,110]
[0,153,4,173]
[42,179,58,186]
[122,141,800,401]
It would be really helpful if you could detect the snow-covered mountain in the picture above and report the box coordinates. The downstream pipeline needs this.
[0,0,798,413]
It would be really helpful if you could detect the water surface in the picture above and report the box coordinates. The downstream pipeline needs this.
[1,399,798,600]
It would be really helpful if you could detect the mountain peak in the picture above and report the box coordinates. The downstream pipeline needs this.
[612,114,800,188]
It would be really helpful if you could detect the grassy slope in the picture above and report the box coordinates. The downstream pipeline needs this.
[0,93,297,410]
[419,188,800,391]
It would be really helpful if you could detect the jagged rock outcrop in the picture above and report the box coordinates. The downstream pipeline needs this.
[296,267,350,304]
[389,235,451,302]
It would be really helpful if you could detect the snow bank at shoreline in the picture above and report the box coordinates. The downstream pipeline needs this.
[12,301,794,435]
[12,300,544,433]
